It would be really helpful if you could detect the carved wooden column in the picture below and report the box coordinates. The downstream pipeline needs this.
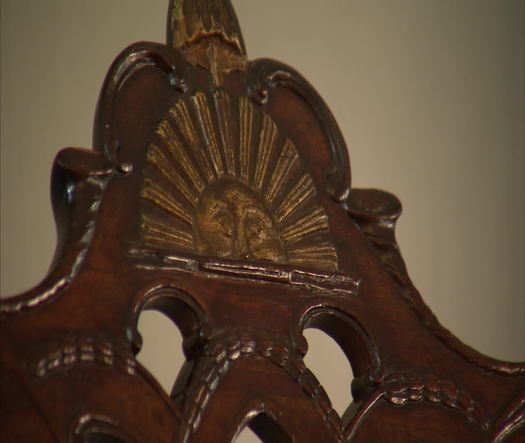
[1,1,524,442]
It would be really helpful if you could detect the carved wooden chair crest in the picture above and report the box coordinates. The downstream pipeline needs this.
[1,1,524,442]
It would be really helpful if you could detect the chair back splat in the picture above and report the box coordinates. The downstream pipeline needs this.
[1,1,523,441]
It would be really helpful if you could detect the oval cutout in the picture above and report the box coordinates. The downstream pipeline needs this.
[236,413,291,443]
[235,427,262,443]
[136,309,184,395]
[303,328,353,416]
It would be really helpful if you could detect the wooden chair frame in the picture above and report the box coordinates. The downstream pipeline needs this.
[1,1,523,441]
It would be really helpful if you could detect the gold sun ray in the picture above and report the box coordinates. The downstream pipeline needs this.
[142,178,193,225]
[213,90,236,176]
[287,244,338,256]
[274,173,316,223]
[264,139,300,205]
[280,207,329,244]
[141,90,339,272]
[142,214,194,251]
[147,143,199,205]
[253,114,277,192]
[156,121,205,193]
[169,99,216,184]
[287,244,338,268]
[191,92,225,176]
[238,96,255,183]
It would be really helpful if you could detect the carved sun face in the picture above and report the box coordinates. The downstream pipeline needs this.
[194,179,286,262]
[140,90,339,271]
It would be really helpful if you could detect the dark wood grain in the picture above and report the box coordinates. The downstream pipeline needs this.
[1,1,523,441]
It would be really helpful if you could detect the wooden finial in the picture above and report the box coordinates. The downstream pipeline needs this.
[167,0,247,86]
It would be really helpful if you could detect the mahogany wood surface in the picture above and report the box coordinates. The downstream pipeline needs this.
[1,1,523,442]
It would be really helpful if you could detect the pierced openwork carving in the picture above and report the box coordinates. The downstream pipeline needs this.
[2,1,524,442]
[175,329,343,442]
[141,91,339,271]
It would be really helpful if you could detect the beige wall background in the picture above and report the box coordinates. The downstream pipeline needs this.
[1,0,523,439]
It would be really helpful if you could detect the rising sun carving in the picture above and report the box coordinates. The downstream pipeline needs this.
[140,90,339,271]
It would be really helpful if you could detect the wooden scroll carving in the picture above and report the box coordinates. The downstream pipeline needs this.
[1,1,524,442]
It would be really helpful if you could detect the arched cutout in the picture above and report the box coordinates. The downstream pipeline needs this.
[131,285,205,356]
[132,286,207,402]
[299,306,381,405]
[303,328,354,416]
[72,415,133,443]
[136,309,184,395]
[236,413,292,443]
[235,427,262,443]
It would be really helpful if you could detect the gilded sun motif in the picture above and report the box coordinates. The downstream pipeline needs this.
[140,90,339,271]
